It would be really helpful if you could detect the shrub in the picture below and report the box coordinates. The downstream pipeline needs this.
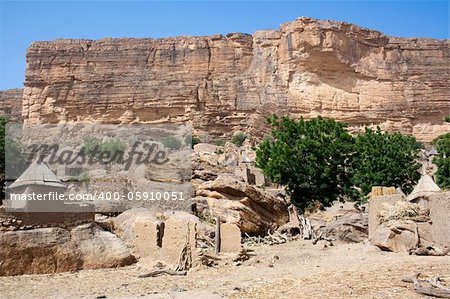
[83,137,102,157]
[162,135,182,150]
[231,132,247,146]
[432,133,450,189]
[99,139,127,161]
[213,139,225,146]
[185,134,201,148]
[83,137,127,163]
[445,116,450,123]
[256,115,355,211]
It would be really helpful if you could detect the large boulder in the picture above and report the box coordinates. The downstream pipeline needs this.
[0,223,135,276]
[193,143,220,154]
[370,221,418,252]
[70,224,135,269]
[193,175,288,235]
[369,200,435,252]
[368,193,405,238]
[429,191,450,247]
[309,201,368,243]
[113,208,161,244]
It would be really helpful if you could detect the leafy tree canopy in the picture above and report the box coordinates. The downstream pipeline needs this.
[1,116,27,200]
[256,115,355,211]
[256,116,423,210]
[353,127,421,195]
[432,133,450,189]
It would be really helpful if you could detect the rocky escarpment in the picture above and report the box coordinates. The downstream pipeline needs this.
[22,17,449,141]
[1,89,23,123]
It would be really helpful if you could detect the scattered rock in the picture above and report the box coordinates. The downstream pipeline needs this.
[310,202,368,243]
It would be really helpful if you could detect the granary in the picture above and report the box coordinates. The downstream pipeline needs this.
[407,175,441,208]
[7,162,67,212]
[5,162,94,227]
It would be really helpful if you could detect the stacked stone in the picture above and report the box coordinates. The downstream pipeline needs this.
[0,212,94,231]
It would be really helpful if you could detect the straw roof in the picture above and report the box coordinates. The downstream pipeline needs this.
[9,162,66,189]
[407,175,441,202]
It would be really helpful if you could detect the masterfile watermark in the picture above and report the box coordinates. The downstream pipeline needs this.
[4,123,193,213]
[9,191,186,201]
[26,140,169,171]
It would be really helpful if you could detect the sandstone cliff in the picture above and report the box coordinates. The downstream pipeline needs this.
[1,89,23,123]
[22,18,450,141]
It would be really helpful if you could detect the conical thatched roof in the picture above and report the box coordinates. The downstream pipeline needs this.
[407,175,441,202]
[9,162,66,189]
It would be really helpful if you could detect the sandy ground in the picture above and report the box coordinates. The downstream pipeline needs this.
[0,239,449,299]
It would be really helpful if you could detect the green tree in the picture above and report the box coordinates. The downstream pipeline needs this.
[256,115,355,211]
[353,127,421,195]
[432,133,450,189]
[0,117,27,201]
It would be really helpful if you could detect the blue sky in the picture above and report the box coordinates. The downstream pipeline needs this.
[0,1,448,90]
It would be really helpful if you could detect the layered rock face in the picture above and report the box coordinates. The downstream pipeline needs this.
[22,18,449,141]
[1,89,23,123]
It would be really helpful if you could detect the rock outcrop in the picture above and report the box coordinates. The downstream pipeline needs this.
[21,18,449,141]
[369,191,450,252]
[0,223,136,276]
[309,201,368,243]
[0,88,23,123]
[193,175,289,235]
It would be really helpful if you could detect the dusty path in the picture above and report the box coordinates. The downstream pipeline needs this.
[1,240,448,298]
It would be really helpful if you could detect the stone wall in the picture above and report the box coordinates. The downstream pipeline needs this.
[0,212,94,231]
[21,18,450,141]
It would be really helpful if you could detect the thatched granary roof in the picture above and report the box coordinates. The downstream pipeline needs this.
[9,162,66,189]
[407,175,441,202]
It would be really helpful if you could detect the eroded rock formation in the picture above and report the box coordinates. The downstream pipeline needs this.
[194,175,289,235]
[21,17,450,141]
